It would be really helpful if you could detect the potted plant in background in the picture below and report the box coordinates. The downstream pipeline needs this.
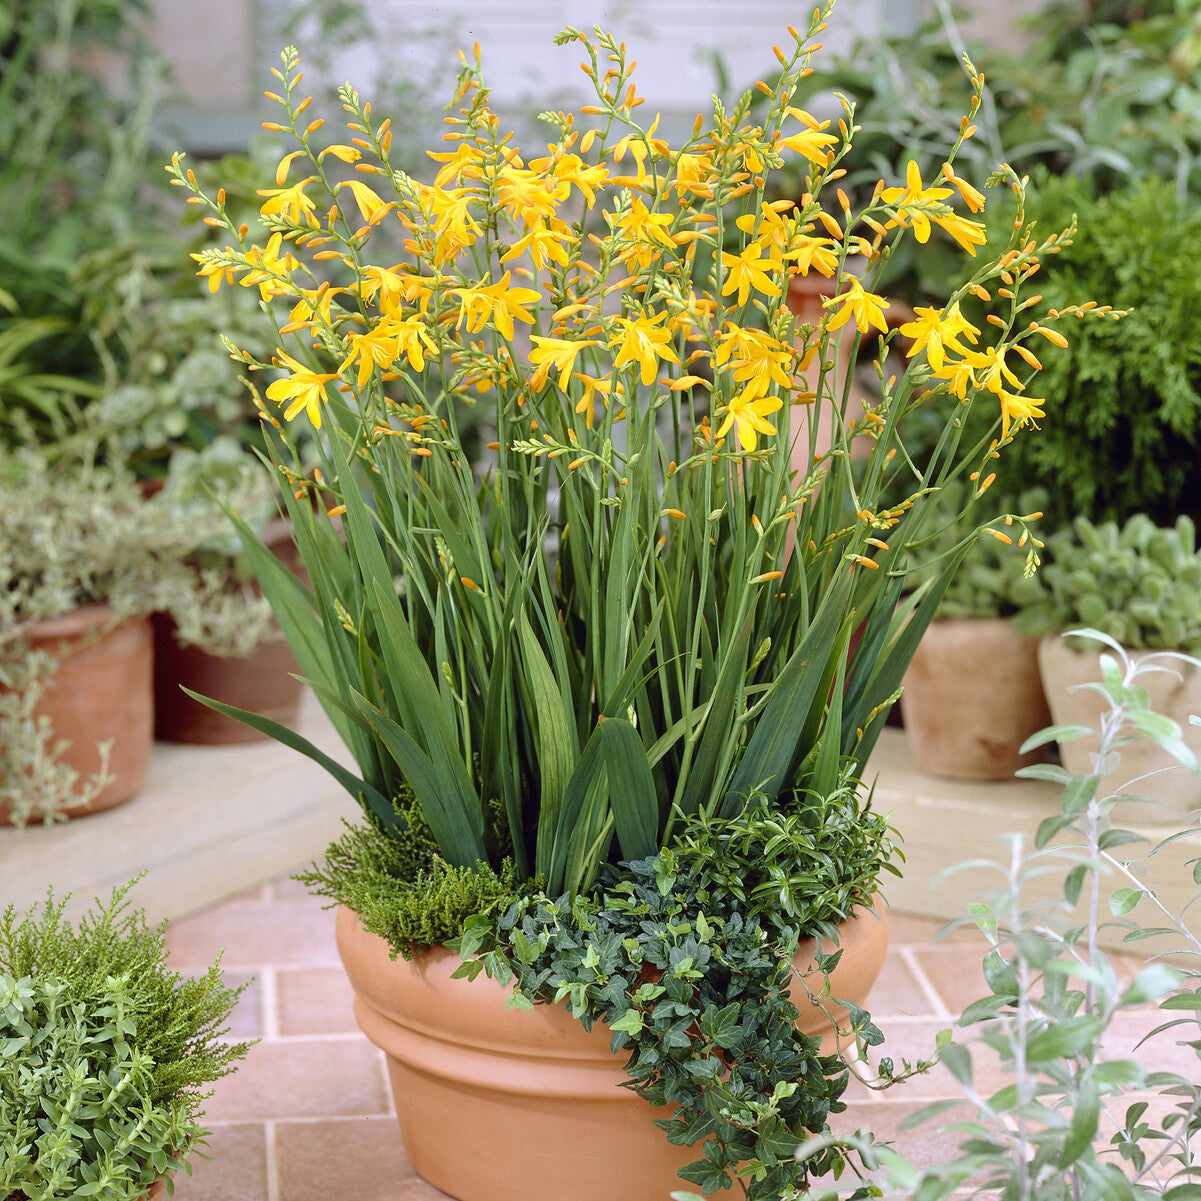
[0,449,245,826]
[1014,513,1201,824]
[0,878,253,1200]
[899,481,1052,780]
[173,4,1112,1195]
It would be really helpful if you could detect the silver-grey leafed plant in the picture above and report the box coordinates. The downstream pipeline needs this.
[798,628,1201,1200]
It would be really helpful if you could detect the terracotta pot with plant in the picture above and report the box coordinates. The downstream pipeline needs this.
[173,6,1114,1195]
[0,454,232,826]
[1015,512,1201,824]
[899,481,1052,780]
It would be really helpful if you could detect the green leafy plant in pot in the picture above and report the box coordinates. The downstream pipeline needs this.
[172,4,1115,1196]
[1014,512,1201,824]
[0,879,253,1200]
[899,481,1053,780]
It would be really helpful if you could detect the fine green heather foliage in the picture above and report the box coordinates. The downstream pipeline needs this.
[0,882,252,1201]
[800,632,1201,1200]
[298,789,524,956]
[1014,514,1201,654]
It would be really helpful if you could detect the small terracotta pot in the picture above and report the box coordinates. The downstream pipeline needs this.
[2,604,153,822]
[1038,636,1201,824]
[152,517,305,744]
[336,900,887,1201]
[900,618,1051,781]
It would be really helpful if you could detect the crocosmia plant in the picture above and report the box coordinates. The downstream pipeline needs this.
[170,4,1105,899]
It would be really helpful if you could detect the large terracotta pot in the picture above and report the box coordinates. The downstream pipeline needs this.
[335,901,888,1201]
[2,604,153,822]
[1038,635,1201,824]
[900,618,1051,781]
[152,516,305,744]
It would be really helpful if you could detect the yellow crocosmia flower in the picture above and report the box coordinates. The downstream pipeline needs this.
[713,389,783,452]
[932,211,988,256]
[356,264,409,311]
[426,143,485,188]
[610,311,682,386]
[715,325,793,400]
[786,235,839,278]
[338,180,393,226]
[391,317,438,372]
[495,166,566,230]
[722,242,783,307]
[455,272,541,341]
[732,132,769,174]
[340,324,401,387]
[672,151,714,198]
[898,301,980,372]
[612,197,676,273]
[611,133,651,185]
[289,285,343,327]
[258,176,319,225]
[413,184,482,266]
[530,153,610,206]
[191,252,236,293]
[996,388,1045,438]
[824,277,890,336]
[500,219,575,271]
[528,336,599,391]
[879,160,954,244]
[930,353,979,400]
[972,346,1027,400]
[736,202,796,257]
[941,164,986,213]
[320,144,362,165]
[240,233,299,301]
[265,351,338,428]
[781,107,839,164]
[572,372,623,429]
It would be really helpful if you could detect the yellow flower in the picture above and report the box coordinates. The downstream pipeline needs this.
[258,177,319,225]
[412,184,482,266]
[786,235,839,278]
[528,336,599,391]
[898,301,980,372]
[780,107,839,165]
[337,180,393,226]
[714,325,792,400]
[455,272,541,341]
[996,388,1046,437]
[879,161,953,244]
[266,351,338,428]
[495,166,566,230]
[572,373,624,428]
[240,233,299,301]
[529,153,610,206]
[612,197,676,273]
[714,389,783,451]
[932,210,988,256]
[824,277,890,336]
[722,241,782,307]
[500,219,575,272]
[671,151,714,198]
[426,143,485,187]
[192,251,236,293]
[610,311,681,386]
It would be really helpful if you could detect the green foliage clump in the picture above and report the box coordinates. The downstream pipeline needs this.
[457,782,902,1201]
[0,882,252,1201]
[1014,513,1201,652]
[979,175,1201,527]
[904,481,1049,621]
[296,790,524,958]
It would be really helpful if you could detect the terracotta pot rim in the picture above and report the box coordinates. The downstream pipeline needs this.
[18,601,121,640]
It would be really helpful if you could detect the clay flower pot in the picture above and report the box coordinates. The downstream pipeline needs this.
[335,901,887,1201]
[1038,635,1201,824]
[152,517,305,744]
[900,617,1051,781]
[3,603,153,822]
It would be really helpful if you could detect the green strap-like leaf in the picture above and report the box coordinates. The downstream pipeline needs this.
[179,687,403,834]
